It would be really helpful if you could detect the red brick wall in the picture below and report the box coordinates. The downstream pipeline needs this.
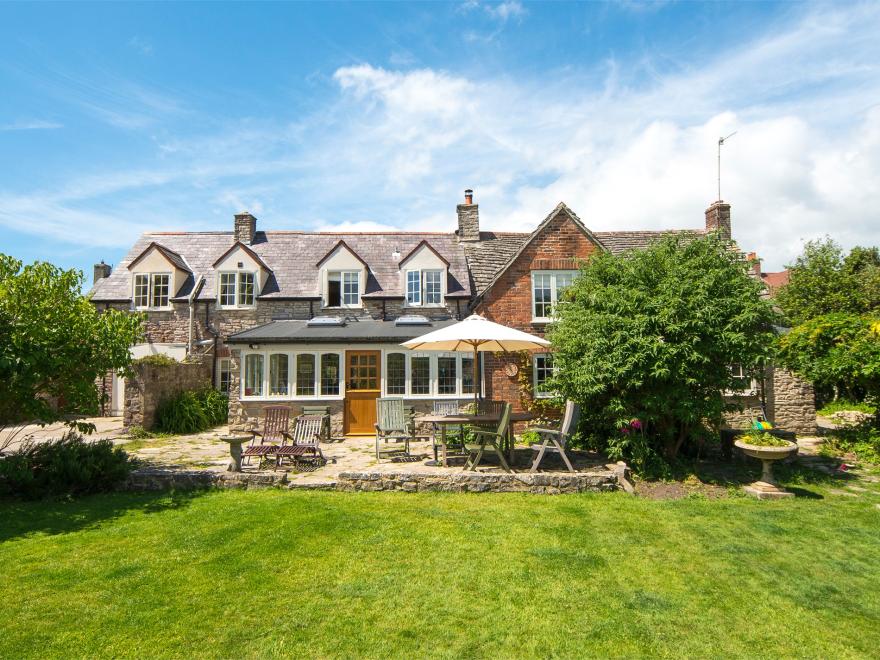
[474,209,600,411]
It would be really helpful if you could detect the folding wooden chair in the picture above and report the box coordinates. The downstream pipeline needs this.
[528,400,579,473]
[242,406,290,469]
[375,398,414,461]
[464,402,512,473]
[276,414,325,467]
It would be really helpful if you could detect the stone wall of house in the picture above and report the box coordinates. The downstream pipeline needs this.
[721,367,816,435]
[123,358,212,429]
[474,208,600,411]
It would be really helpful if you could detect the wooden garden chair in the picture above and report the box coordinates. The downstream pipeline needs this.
[243,406,290,469]
[432,400,466,462]
[374,398,414,461]
[276,414,325,467]
[464,402,512,473]
[302,404,332,442]
[528,400,579,473]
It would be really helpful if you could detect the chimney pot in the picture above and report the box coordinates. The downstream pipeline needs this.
[464,189,473,205]
[234,211,257,245]
[93,261,112,284]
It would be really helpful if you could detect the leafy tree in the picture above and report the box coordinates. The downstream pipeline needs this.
[0,255,143,437]
[548,235,777,471]
[776,237,880,324]
[777,313,880,401]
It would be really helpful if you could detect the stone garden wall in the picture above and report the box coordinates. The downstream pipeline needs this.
[123,358,212,430]
[722,366,816,435]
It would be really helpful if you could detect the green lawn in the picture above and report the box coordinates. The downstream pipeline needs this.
[2,489,879,659]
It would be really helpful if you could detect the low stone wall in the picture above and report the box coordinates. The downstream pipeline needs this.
[123,359,212,430]
[123,467,626,494]
[336,470,619,494]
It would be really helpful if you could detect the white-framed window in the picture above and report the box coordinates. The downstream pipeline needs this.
[132,272,172,310]
[532,270,577,321]
[217,358,232,394]
[405,269,444,306]
[382,351,481,398]
[240,350,344,400]
[326,271,360,308]
[218,272,256,308]
[728,364,758,395]
[533,353,555,398]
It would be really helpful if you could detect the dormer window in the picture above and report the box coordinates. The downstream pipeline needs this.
[326,270,360,308]
[405,269,443,306]
[133,273,171,310]
[218,271,256,308]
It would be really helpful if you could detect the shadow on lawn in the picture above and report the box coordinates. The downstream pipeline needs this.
[0,489,207,544]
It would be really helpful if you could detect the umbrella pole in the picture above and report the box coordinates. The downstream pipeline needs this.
[473,343,479,411]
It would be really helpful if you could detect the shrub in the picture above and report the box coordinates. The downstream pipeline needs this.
[817,399,877,417]
[0,431,133,499]
[133,354,178,367]
[829,419,880,464]
[155,388,228,435]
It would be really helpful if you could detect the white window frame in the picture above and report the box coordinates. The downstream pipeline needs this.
[531,270,577,322]
[533,353,556,399]
[132,272,173,311]
[405,269,444,307]
[217,358,232,394]
[240,349,345,401]
[325,270,361,309]
[217,271,257,309]
[726,364,758,396]
[381,350,481,398]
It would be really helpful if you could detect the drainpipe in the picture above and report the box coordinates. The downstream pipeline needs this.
[204,301,220,385]
[187,276,205,356]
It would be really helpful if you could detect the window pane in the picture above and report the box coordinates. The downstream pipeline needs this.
[533,273,552,318]
[219,273,236,307]
[462,356,475,395]
[269,354,289,396]
[555,272,575,299]
[407,271,421,305]
[238,272,255,306]
[327,272,341,307]
[386,353,406,395]
[424,270,442,305]
[296,354,316,396]
[244,354,264,397]
[151,274,170,308]
[411,356,430,395]
[321,353,340,396]
[134,274,149,307]
[343,272,359,306]
[534,354,554,397]
[438,356,457,395]
[218,359,232,394]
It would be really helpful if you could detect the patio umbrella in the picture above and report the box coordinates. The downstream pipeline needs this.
[400,314,551,408]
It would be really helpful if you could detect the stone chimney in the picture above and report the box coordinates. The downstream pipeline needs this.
[456,189,480,242]
[705,200,731,240]
[93,261,112,284]
[234,211,257,245]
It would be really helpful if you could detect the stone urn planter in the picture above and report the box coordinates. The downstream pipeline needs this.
[734,438,798,499]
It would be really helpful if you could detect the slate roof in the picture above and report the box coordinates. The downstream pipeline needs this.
[90,231,472,302]
[226,318,459,344]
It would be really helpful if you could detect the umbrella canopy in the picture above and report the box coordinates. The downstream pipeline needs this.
[401,314,551,406]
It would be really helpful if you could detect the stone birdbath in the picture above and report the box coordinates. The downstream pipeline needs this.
[735,436,798,499]
[219,434,252,472]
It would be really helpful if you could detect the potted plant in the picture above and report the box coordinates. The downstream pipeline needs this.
[734,429,798,499]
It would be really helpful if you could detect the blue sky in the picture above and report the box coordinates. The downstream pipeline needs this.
[1,1,879,278]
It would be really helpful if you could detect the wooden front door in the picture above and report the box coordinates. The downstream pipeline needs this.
[344,350,381,436]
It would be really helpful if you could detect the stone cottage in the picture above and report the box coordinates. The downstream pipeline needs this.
[89,190,816,435]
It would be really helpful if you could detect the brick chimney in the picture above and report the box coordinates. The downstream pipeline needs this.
[93,261,112,284]
[705,201,731,240]
[746,252,761,278]
[234,211,257,245]
[456,189,480,242]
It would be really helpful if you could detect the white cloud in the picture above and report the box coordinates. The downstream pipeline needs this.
[128,36,154,56]
[0,119,62,131]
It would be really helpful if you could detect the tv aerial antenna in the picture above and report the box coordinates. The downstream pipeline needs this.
[717,131,737,201]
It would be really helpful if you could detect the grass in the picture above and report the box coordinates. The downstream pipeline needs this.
[817,399,877,417]
[2,490,880,659]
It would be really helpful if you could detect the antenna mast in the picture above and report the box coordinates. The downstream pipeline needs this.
[717,131,737,201]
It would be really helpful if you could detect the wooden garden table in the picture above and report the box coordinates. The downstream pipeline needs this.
[416,411,534,469]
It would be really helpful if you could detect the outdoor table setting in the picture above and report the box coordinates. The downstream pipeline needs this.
[415,410,535,469]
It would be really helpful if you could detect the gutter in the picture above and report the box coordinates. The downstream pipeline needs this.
[187,275,205,355]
